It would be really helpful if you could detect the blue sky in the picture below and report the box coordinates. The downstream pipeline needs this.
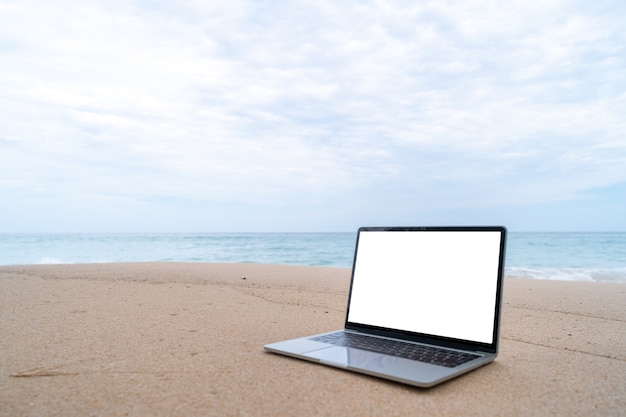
[1,0,625,232]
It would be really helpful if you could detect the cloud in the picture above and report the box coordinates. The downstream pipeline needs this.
[1,0,625,231]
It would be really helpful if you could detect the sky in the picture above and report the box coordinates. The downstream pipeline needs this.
[1,0,625,233]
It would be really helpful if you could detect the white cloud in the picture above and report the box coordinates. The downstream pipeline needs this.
[1,0,625,231]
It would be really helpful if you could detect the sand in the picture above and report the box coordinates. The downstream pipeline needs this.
[1,262,624,417]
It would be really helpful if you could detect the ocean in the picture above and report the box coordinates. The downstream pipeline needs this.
[1,232,625,283]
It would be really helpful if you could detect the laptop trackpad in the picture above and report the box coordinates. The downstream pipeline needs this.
[306,346,350,367]
[306,346,388,369]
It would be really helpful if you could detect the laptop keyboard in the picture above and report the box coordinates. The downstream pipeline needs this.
[310,332,479,368]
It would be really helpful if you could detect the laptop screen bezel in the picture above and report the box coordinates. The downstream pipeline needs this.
[343,226,507,354]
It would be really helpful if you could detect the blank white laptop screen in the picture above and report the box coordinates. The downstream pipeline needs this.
[347,230,502,344]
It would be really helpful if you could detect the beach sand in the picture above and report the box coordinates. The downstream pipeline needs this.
[1,263,624,416]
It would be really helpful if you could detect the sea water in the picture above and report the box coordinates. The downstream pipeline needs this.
[0,232,625,283]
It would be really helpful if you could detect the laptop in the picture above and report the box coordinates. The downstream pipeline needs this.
[264,226,507,388]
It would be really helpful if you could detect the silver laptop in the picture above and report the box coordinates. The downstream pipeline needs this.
[264,226,507,388]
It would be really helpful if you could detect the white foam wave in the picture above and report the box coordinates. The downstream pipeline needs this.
[506,267,626,283]
[38,257,71,265]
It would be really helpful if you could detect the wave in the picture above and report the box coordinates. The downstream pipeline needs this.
[506,266,626,283]
[37,257,71,265]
